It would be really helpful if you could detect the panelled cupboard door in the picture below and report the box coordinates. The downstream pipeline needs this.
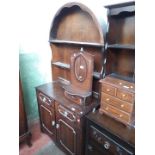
[56,102,77,155]
[39,103,56,140]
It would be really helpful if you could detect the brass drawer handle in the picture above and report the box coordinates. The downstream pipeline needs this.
[119,114,123,118]
[122,94,126,97]
[105,107,109,111]
[104,141,110,150]
[106,98,110,101]
[106,89,110,92]
[121,104,124,108]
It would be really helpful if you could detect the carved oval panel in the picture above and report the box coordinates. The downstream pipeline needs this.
[74,54,87,82]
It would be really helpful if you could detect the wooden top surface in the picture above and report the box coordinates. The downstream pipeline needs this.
[86,110,135,146]
[36,81,99,117]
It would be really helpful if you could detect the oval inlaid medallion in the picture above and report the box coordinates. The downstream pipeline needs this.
[74,54,87,82]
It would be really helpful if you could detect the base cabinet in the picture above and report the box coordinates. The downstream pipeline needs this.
[36,82,98,155]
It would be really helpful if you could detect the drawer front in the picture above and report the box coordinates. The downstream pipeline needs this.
[101,93,133,113]
[116,89,134,103]
[57,104,76,122]
[101,103,131,123]
[89,125,133,155]
[102,84,116,96]
[38,92,54,107]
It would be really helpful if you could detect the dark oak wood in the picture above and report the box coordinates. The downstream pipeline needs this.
[49,2,107,96]
[36,82,99,155]
[19,75,32,146]
[85,111,135,155]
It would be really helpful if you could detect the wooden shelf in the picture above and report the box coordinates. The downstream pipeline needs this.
[52,62,70,69]
[107,44,135,50]
[49,39,104,48]
[52,62,102,79]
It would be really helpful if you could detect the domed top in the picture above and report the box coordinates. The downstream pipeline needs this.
[49,2,107,45]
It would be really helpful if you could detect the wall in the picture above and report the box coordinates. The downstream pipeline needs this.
[19,0,132,124]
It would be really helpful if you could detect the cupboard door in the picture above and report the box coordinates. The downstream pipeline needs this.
[40,104,56,140]
[57,119,76,155]
[56,103,77,155]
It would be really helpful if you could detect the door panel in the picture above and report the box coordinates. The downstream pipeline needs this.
[57,119,76,155]
[40,104,56,140]
[56,103,77,155]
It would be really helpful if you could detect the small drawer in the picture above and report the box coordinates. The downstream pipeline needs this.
[101,93,133,113]
[38,92,54,107]
[101,103,131,123]
[58,105,76,122]
[102,84,116,96]
[116,89,134,103]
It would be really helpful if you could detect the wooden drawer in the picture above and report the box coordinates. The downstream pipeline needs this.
[100,103,131,123]
[38,92,54,107]
[116,89,134,103]
[101,93,133,113]
[57,104,76,122]
[102,84,116,96]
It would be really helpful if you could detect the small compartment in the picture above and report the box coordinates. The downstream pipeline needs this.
[100,103,130,123]
[102,83,116,96]
[38,92,54,107]
[101,93,133,113]
[116,89,134,103]
[106,49,135,82]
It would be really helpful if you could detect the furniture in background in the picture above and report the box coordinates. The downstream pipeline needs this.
[19,75,32,146]
[85,111,135,155]
[99,1,135,126]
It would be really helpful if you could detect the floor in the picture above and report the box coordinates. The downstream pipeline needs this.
[19,120,66,155]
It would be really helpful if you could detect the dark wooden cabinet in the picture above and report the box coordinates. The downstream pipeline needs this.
[36,82,99,155]
[85,111,135,155]
[19,76,31,146]
[56,102,77,155]
[37,92,56,141]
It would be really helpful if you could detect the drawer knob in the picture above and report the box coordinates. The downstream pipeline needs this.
[122,94,126,97]
[56,124,60,129]
[43,97,46,102]
[106,98,110,101]
[119,114,123,117]
[104,141,110,150]
[106,89,110,92]
[105,107,109,111]
[51,121,55,126]
[121,104,124,108]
